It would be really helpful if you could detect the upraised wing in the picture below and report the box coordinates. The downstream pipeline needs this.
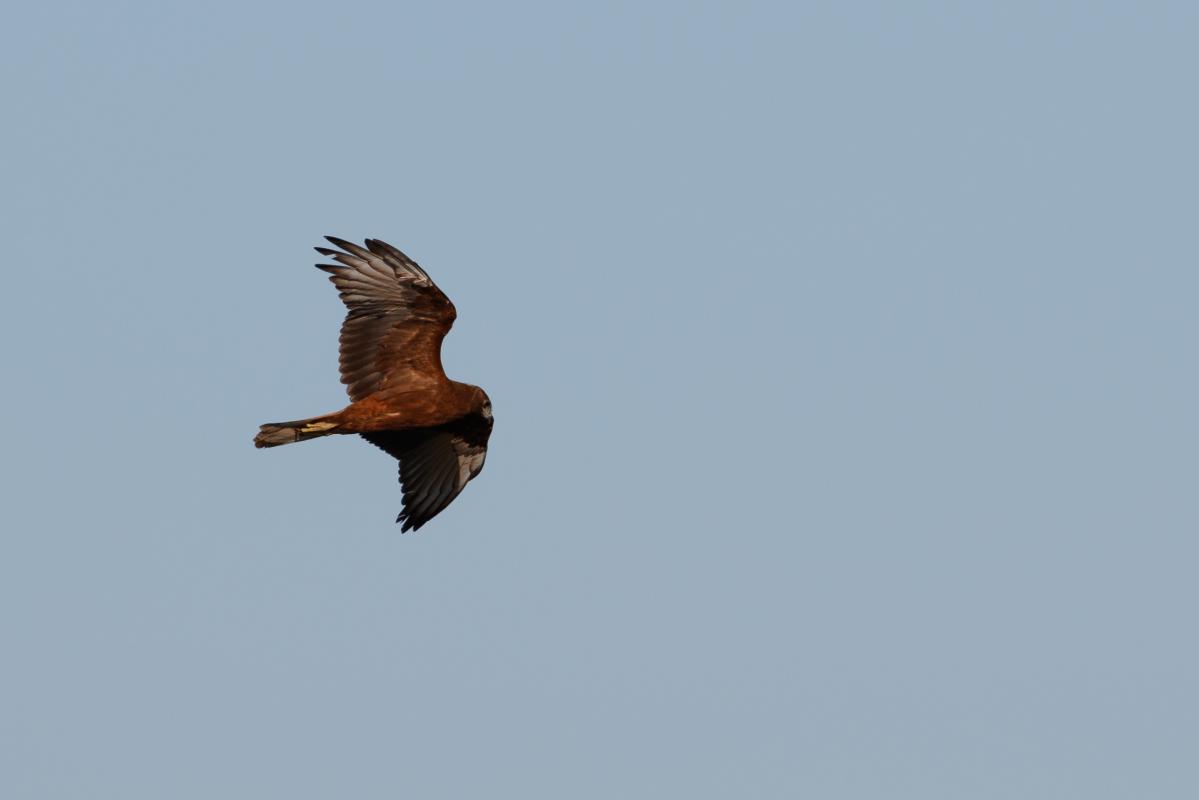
[361,412,492,531]
[315,236,457,401]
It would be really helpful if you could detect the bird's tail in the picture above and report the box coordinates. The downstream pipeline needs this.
[254,415,342,448]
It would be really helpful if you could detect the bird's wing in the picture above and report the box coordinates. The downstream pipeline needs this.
[315,236,457,402]
[361,413,492,532]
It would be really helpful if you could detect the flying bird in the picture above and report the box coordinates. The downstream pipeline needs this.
[255,236,493,531]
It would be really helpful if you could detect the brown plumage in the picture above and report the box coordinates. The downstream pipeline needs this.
[255,236,493,531]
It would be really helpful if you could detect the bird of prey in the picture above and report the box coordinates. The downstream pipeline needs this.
[255,236,493,531]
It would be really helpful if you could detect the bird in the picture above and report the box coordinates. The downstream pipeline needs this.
[254,236,493,531]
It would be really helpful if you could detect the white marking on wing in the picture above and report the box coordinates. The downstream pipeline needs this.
[457,450,487,488]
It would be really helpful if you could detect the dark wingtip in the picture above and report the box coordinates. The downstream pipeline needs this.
[325,235,355,250]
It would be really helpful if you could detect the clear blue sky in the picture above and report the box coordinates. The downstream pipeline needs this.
[2,2,1196,797]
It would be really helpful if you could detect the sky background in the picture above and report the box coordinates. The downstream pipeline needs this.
[2,1,1197,797]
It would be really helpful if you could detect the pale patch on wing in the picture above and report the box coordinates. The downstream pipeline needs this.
[457,448,487,489]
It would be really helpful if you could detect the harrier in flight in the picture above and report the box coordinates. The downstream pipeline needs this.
[255,236,493,531]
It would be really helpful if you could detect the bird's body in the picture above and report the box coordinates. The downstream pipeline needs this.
[255,236,493,531]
